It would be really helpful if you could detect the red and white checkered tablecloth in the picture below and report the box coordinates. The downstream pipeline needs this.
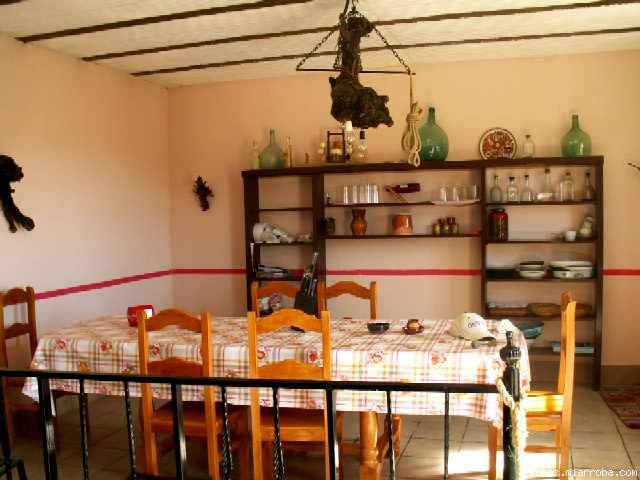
[23,316,530,422]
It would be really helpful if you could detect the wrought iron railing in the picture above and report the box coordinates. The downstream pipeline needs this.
[0,342,521,480]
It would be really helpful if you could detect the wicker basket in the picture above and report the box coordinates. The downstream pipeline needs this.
[487,305,529,317]
[528,303,561,317]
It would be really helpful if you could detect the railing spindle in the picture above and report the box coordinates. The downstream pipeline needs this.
[271,387,284,480]
[36,377,58,480]
[170,383,187,480]
[123,381,137,480]
[443,392,450,480]
[324,389,339,480]
[220,385,233,480]
[386,390,396,480]
[500,331,521,480]
[0,375,25,480]
[78,379,89,480]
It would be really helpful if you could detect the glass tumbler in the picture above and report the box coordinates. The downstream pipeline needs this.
[340,185,350,205]
[358,184,368,204]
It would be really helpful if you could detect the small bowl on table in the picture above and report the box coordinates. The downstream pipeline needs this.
[367,322,390,334]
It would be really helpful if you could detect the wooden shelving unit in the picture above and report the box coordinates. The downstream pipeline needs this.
[242,156,604,388]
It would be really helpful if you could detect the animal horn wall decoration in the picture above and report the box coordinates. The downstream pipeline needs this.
[193,176,214,211]
[0,154,35,233]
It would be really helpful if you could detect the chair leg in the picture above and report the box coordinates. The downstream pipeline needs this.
[488,424,498,480]
[261,443,274,480]
[143,431,159,475]
[558,430,570,478]
[337,415,345,480]
[392,415,402,458]
[236,414,251,480]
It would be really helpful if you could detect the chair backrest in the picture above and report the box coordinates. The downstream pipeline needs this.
[247,308,331,381]
[251,281,298,316]
[0,286,37,367]
[137,308,219,477]
[557,292,577,401]
[317,280,377,319]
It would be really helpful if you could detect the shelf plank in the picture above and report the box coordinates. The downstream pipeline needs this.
[486,200,596,206]
[485,315,596,322]
[242,156,604,178]
[248,275,303,282]
[487,276,595,283]
[254,242,314,247]
[486,239,596,244]
[326,201,481,208]
[259,207,313,212]
[326,234,481,239]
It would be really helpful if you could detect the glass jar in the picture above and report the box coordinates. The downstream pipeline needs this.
[506,176,519,202]
[489,175,503,203]
[522,134,535,158]
[520,174,535,202]
[583,172,596,201]
[560,171,575,202]
[489,208,508,241]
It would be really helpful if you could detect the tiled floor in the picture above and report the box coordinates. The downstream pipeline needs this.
[8,384,640,479]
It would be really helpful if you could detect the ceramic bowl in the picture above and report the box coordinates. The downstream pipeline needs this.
[367,322,390,333]
[517,269,547,279]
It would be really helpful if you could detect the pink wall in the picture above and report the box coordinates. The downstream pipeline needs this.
[0,36,173,345]
[168,49,640,367]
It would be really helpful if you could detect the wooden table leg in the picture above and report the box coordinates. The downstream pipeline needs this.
[359,411,381,480]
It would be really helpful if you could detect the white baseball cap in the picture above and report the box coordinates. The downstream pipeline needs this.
[450,313,494,341]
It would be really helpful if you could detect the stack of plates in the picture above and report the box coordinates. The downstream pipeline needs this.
[517,261,547,279]
[549,261,594,279]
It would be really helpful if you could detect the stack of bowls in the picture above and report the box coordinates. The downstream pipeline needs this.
[549,261,594,279]
[517,261,547,279]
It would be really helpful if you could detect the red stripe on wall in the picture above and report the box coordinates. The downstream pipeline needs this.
[28,267,640,301]
[602,269,640,276]
[34,269,172,301]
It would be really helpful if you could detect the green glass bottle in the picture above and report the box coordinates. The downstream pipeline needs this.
[419,107,449,162]
[561,114,592,157]
[259,129,285,169]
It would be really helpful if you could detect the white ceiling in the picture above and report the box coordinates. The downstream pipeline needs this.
[1,0,639,87]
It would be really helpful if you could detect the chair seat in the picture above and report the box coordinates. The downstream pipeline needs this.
[525,390,565,416]
[151,401,246,437]
[259,407,342,442]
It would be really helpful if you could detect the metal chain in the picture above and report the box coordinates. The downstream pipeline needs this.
[370,23,412,74]
[295,25,339,70]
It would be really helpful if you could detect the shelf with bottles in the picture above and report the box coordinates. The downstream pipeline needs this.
[486,167,597,205]
[326,233,481,240]
[485,238,596,244]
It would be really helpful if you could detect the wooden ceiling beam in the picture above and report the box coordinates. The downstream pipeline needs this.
[83,0,640,61]
[132,26,640,76]
[17,0,313,43]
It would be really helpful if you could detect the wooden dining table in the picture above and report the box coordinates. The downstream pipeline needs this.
[23,315,530,480]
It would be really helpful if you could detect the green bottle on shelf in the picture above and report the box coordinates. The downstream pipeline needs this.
[259,129,285,169]
[561,114,592,157]
[419,106,449,162]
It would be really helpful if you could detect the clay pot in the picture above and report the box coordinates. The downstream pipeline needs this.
[350,208,367,236]
[392,213,413,235]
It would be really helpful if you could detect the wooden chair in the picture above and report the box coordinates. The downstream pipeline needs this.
[488,292,577,479]
[317,281,401,458]
[317,280,377,319]
[247,308,344,480]
[138,308,249,479]
[251,281,298,316]
[0,286,81,446]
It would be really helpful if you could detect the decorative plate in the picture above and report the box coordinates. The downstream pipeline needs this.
[479,127,517,159]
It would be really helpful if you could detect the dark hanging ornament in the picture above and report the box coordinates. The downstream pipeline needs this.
[193,176,214,211]
[329,6,393,129]
[0,154,35,233]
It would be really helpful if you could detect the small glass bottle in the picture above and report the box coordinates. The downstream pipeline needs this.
[583,172,596,201]
[506,176,519,202]
[354,130,368,163]
[538,168,555,201]
[522,134,535,158]
[489,175,503,203]
[250,140,261,169]
[284,136,293,167]
[560,171,576,202]
[520,174,535,202]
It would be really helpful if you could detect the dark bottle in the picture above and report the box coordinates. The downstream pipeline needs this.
[489,208,508,241]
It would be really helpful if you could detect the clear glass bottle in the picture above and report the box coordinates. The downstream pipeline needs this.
[250,140,260,169]
[583,172,596,201]
[489,175,503,203]
[522,134,535,158]
[506,176,519,202]
[520,174,535,202]
[560,171,576,202]
[537,168,555,201]
[354,130,368,163]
